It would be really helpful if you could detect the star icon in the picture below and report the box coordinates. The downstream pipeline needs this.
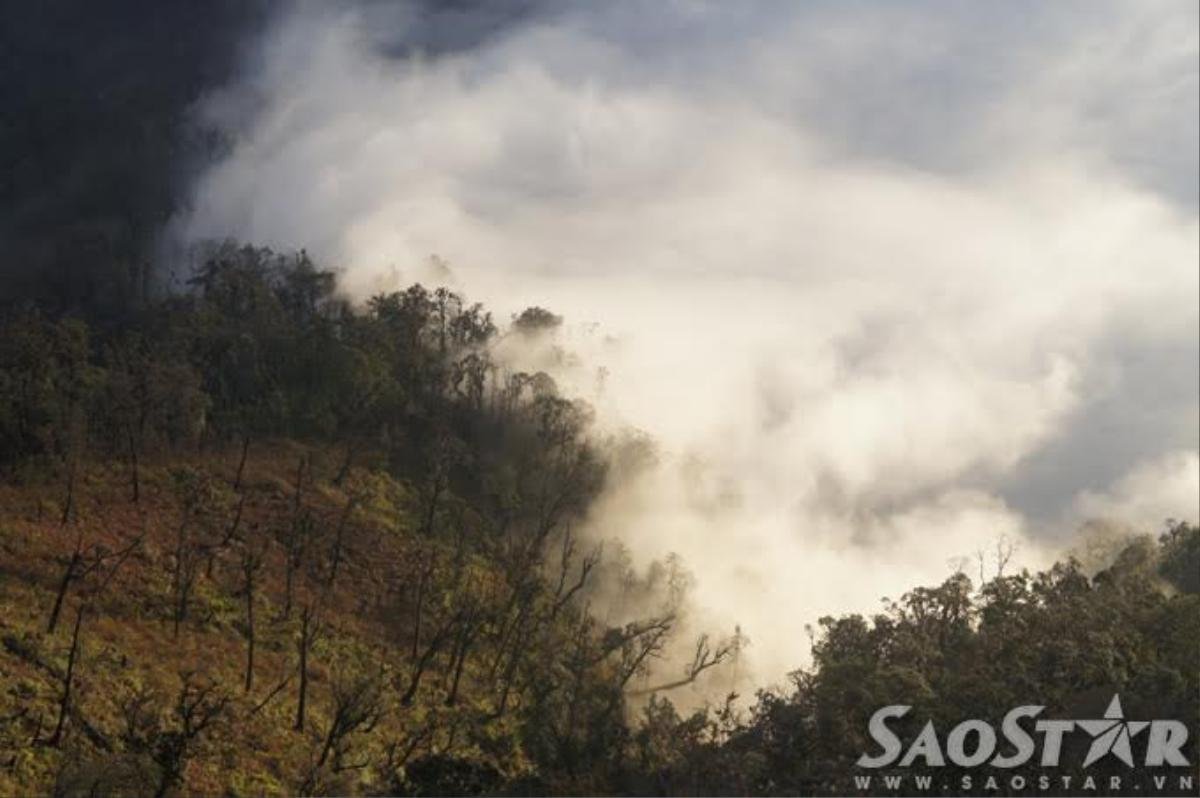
[1077,695,1149,768]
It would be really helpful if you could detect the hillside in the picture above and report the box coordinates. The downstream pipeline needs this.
[0,246,1196,797]
[0,438,635,795]
[0,246,683,795]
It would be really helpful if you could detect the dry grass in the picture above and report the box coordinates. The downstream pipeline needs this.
[0,442,526,796]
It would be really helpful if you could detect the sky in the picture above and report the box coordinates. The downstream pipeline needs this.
[176,0,1200,691]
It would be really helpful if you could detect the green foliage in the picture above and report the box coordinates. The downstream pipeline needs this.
[1158,520,1200,594]
[621,530,1200,795]
[0,311,99,468]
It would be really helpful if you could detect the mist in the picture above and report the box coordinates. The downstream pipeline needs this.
[175,0,1199,691]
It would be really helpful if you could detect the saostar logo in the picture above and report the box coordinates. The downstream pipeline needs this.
[856,696,1190,769]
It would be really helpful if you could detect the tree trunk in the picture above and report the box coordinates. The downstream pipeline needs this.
[411,571,426,661]
[445,615,477,707]
[127,426,140,504]
[171,514,188,639]
[48,605,85,746]
[60,460,75,526]
[333,442,355,487]
[420,479,443,539]
[233,434,250,492]
[283,554,295,621]
[47,552,80,634]
[402,616,454,706]
[295,607,311,731]
[328,497,355,588]
[244,573,256,692]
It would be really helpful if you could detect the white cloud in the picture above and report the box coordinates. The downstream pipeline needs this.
[176,0,1199,686]
[1074,451,1200,532]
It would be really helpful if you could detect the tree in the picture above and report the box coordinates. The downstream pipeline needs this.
[294,603,323,732]
[167,468,233,638]
[239,536,267,692]
[47,526,141,634]
[99,333,206,502]
[300,670,384,793]
[511,307,563,336]
[46,605,87,747]
[150,674,230,798]
[1158,520,1200,594]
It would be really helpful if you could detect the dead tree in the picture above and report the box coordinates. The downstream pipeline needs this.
[294,604,322,731]
[247,674,293,717]
[171,517,202,639]
[167,469,231,639]
[491,609,529,717]
[628,633,738,695]
[382,724,435,785]
[204,491,246,579]
[306,673,383,788]
[400,608,460,707]
[47,529,141,634]
[485,530,598,716]
[327,494,358,589]
[282,512,313,620]
[46,604,86,747]
[415,428,465,539]
[487,579,535,683]
[232,433,250,492]
[444,602,484,706]
[291,454,308,515]
[47,534,84,633]
[240,541,266,692]
[152,674,230,798]
[60,452,79,526]
[611,615,677,691]
[550,528,601,621]
[410,547,437,661]
[281,456,311,620]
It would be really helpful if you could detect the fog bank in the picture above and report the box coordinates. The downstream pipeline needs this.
[176,0,1200,690]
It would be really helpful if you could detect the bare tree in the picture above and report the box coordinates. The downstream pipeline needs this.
[240,539,266,692]
[327,493,358,589]
[170,515,203,640]
[400,607,461,707]
[409,547,437,661]
[167,469,232,638]
[301,671,384,792]
[445,601,485,706]
[294,604,322,731]
[490,595,535,717]
[60,456,77,526]
[281,456,312,620]
[550,527,601,621]
[381,724,435,787]
[204,491,246,580]
[413,425,468,540]
[628,633,738,695]
[46,605,86,747]
[151,673,230,798]
[232,432,250,492]
[613,615,676,691]
[47,528,141,633]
